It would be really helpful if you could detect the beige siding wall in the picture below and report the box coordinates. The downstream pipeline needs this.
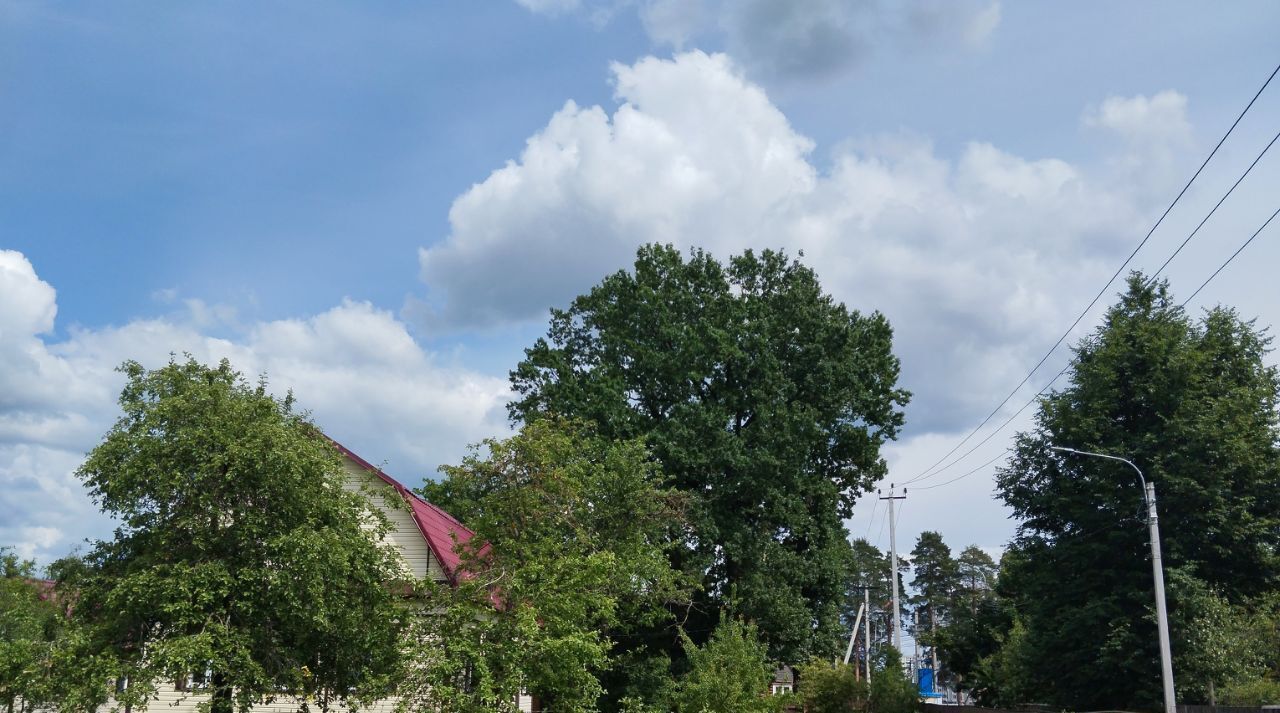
[109,689,403,713]
[340,459,446,582]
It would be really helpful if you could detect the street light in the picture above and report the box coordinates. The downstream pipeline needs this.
[1049,446,1176,713]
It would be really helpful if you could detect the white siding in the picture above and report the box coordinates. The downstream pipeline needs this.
[117,688,403,713]
[340,459,446,583]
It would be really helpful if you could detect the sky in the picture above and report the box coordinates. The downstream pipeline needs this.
[3,1,1280,573]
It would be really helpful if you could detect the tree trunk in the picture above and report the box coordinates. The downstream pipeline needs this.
[211,672,233,713]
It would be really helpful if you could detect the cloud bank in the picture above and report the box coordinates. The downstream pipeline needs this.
[0,250,510,563]
[417,51,1188,438]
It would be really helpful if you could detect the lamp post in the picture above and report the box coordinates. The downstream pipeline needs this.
[1049,446,1176,713]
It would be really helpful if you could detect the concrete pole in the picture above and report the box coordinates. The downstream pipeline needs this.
[913,608,919,684]
[844,602,865,666]
[865,586,873,683]
[885,494,906,650]
[1148,482,1177,713]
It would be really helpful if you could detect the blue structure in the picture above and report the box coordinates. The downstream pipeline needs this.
[917,668,944,699]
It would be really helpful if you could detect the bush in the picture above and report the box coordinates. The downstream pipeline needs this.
[671,616,782,713]
[1220,678,1280,706]
[869,649,917,713]
[799,660,868,713]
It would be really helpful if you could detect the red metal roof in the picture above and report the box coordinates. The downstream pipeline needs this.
[328,438,476,584]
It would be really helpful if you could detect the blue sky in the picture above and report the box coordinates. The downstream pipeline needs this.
[3,0,1280,565]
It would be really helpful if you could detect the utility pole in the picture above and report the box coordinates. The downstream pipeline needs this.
[1051,447,1176,713]
[1148,482,1176,713]
[880,484,907,652]
[912,609,919,684]
[865,586,872,684]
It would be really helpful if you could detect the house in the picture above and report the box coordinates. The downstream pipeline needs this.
[90,440,535,713]
[770,665,795,695]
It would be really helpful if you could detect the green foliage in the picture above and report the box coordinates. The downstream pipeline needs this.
[1219,678,1280,706]
[1211,590,1280,706]
[971,616,1036,709]
[799,660,867,713]
[406,418,687,713]
[908,531,956,680]
[843,538,906,664]
[671,616,781,713]
[509,244,909,663]
[68,357,405,713]
[995,275,1280,710]
[1166,568,1270,701]
[868,648,916,713]
[953,546,998,616]
[1,549,67,713]
[935,575,1012,703]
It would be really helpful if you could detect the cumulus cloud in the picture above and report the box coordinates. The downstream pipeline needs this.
[519,0,1002,80]
[0,252,511,565]
[416,51,1194,442]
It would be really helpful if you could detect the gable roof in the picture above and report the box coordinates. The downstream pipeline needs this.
[328,438,476,583]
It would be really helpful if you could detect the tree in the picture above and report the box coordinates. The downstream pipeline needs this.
[908,532,957,681]
[509,244,909,663]
[868,648,916,713]
[953,546,998,617]
[407,418,687,713]
[670,616,781,713]
[936,545,1003,701]
[842,538,906,673]
[69,357,405,713]
[1,549,66,713]
[798,661,867,713]
[995,275,1280,709]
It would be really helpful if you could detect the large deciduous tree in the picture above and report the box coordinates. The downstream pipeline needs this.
[70,358,404,713]
[409,419,687,713]
[995,275,1280,709]
[509,244,909,663]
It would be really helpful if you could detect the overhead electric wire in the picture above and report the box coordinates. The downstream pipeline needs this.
[1149,127,1280,281]
[862,496,880,539]
[1181,205,1280,306]
[913,203,1280,493]
[874,502,891,549]
[905,60,1280,487]
[912,449,1012,491]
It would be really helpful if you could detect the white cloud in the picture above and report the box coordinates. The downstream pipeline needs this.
[416,51,1193,443]
[0,253,511,565]
[1085,90,1192,146]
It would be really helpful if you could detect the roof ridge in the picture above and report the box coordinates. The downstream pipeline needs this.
[325,436,475,584]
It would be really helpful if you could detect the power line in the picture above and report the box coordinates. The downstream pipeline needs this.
[912,449,1011,491]
[1150,128,1280,281]
[912,204,1280,493]
[907,364,1071,486]
[1181,205,1280,306]
[874,500,891,549]
[905,59,1280,486]
[862,496,880,539]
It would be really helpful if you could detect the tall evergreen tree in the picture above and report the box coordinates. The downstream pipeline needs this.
[909,532,957,678]
[510,244,909,663]
[995,274,1280,709]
